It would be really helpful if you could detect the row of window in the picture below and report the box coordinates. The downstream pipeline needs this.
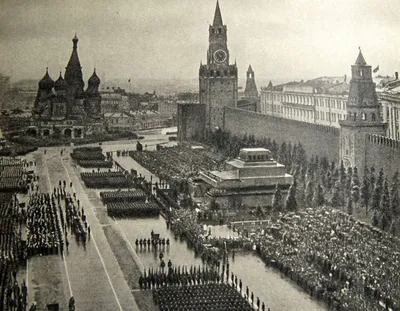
[315,111,345,122]
[263,94,347,110]
[316,98,346,110]
[383,107,400,140]
[272,106,347,124]
[347,112,376,121]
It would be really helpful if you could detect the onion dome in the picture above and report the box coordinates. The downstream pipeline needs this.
[88,69,100,86]
[54,72,68,90]
[38,68,54,90]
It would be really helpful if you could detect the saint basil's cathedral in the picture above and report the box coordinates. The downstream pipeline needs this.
[31,35,103,138]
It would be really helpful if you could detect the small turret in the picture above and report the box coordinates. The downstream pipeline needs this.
[54,72,68,91]
[86,69,101,95]
[38,68,54,90]
[244,64,258,98]
[88,69,100,87]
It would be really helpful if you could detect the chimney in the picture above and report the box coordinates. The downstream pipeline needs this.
[396,72,398,80]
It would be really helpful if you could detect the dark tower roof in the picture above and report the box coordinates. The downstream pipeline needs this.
[244,65,258,97]
[213,1,223,26]
[266,81,273,90]
[355,49,367,66]
[54,72,68,90]
[88,69,100,86]
[65,34,85,97]
[38,68,54,90]
[86,69,101,96]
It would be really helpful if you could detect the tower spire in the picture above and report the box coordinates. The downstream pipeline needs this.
[65,34,85,97]
[355,47,366,66]
[213,1,223,26]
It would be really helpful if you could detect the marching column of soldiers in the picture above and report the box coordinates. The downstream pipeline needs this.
[139,254,271,311]
[135,230,170,252]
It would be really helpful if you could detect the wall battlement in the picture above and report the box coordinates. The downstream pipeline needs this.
[367,134,400,149]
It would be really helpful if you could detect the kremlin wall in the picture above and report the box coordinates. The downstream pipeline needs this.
[223,107,340,163]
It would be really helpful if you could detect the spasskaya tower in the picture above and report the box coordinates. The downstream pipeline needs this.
[199,0,238,131]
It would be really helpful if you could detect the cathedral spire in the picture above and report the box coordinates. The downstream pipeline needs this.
[213,1,223,26]
[65,34,85,97]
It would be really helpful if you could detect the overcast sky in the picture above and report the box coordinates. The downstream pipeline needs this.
[0,0,399,85]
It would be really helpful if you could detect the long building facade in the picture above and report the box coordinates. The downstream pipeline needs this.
[260,78,349,128]
[260,73,400,140]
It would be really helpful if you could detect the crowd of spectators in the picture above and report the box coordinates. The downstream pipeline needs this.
[130,146,221,182]
[238,207,400,311]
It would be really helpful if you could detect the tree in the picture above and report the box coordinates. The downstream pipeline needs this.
[339,160,346,183]
[380,179,391,231]
[351,168,360,210]
[305,164,315,184]
[285,179,298,212]
[272,184,283,213]
[371,180,382,212]
[279,142,287,166]
[351,184,360,211]
[390,170,400,218]
[256,204,264,218]
[376,168,385,193]
[361,167,371,214]
[294,142,307,168]
[312,183,325,208]
[305,181,314,207]
[347,198,353,215]
[331,180,344,208]
[372,210,379,227]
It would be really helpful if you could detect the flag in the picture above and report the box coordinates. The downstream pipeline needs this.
[373,65,379,73]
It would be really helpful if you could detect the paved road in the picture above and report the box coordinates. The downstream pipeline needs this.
[27,148,140,311]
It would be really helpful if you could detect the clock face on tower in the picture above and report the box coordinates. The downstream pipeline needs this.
[214,49,227,63]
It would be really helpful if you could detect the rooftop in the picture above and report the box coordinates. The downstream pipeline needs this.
[263,76,350,96]
[241,148,269,152]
